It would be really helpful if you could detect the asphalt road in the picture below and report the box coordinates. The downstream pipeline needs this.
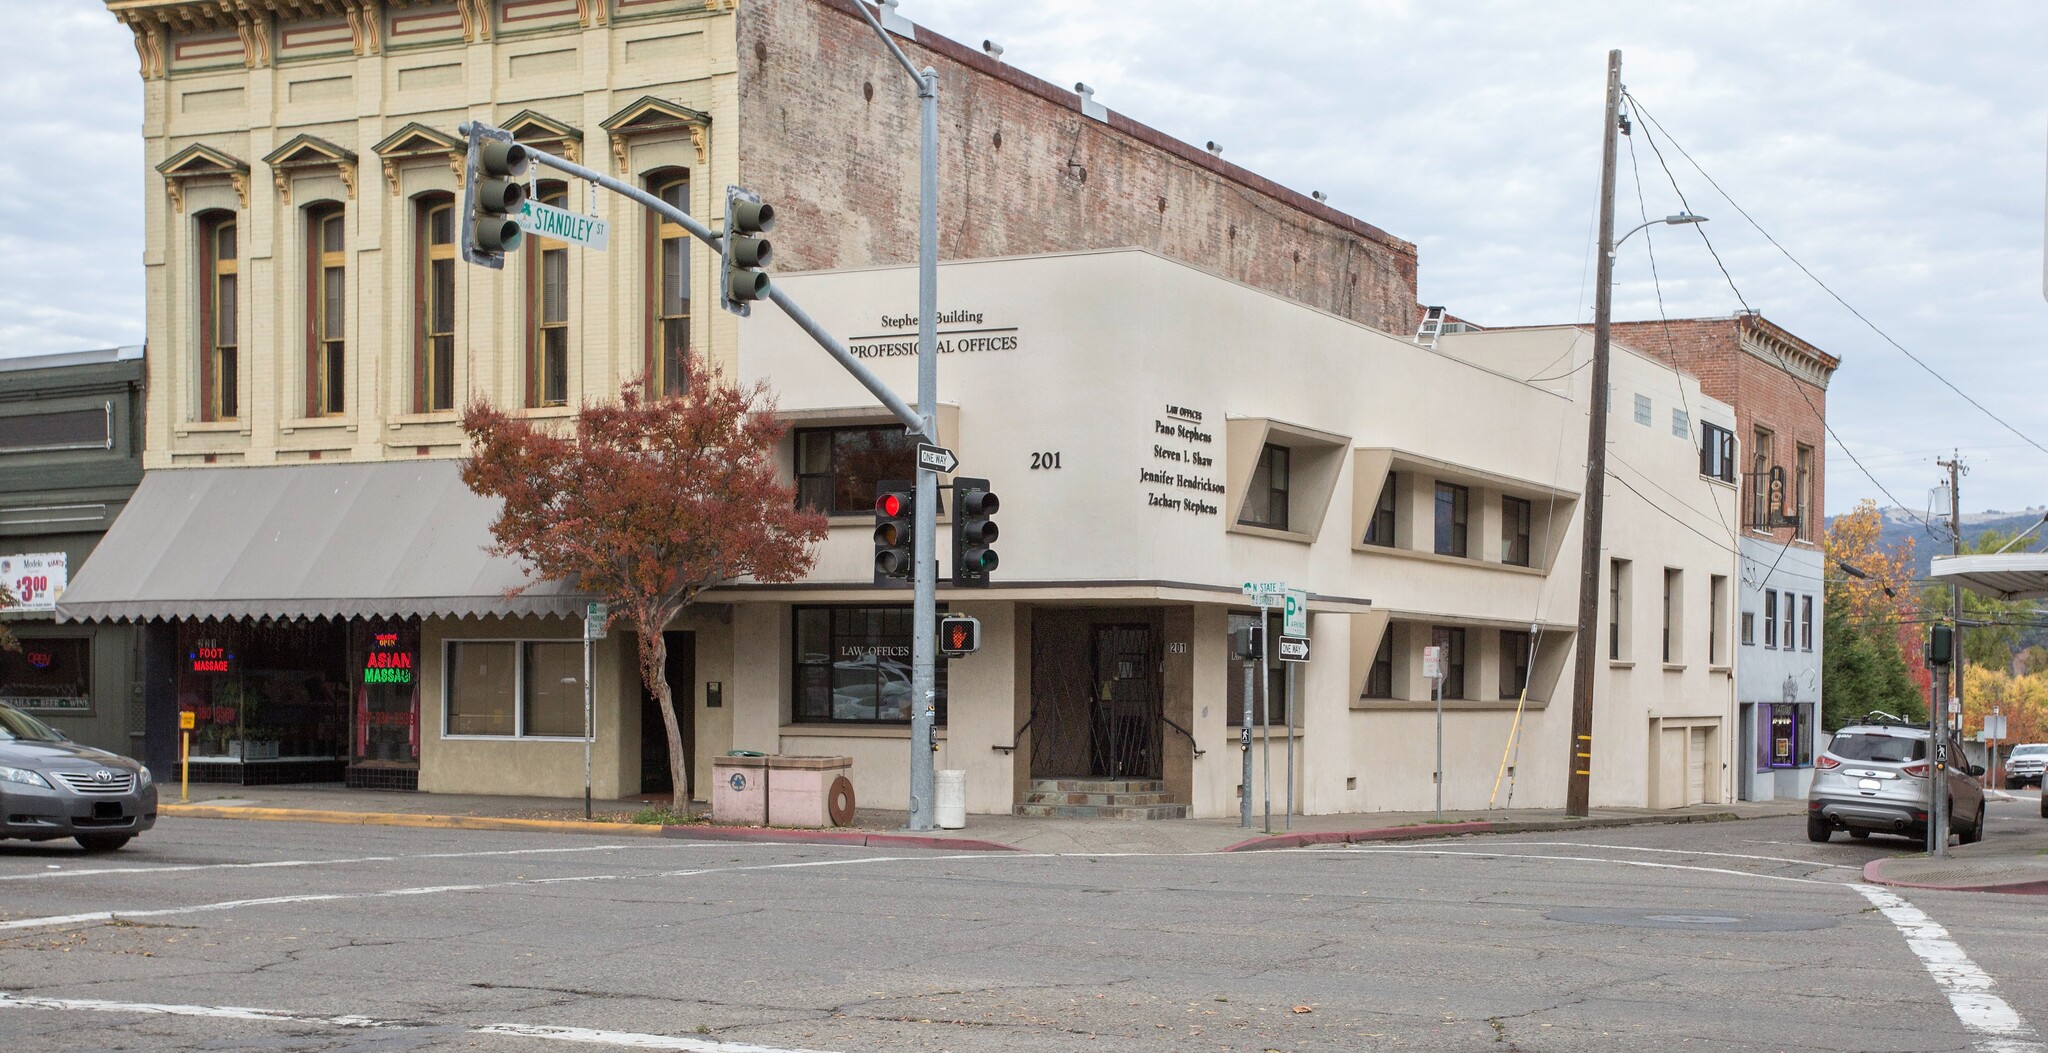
[1,793,2042,1052]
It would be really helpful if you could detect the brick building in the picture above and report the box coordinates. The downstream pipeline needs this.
[1610,313,1839,801]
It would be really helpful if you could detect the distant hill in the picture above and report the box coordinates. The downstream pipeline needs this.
[1823,506,2048,576]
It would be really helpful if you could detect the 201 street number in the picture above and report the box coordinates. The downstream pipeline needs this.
[1030,451,1063,470]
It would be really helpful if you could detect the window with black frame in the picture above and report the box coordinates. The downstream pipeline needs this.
[0,638,92,714]
[1434,482,1468,557]
[1699,422,1735,483]
[1432,626,1466,699]
[793,606,946,724]
[794,426,922,516]
[1362,629,1394,698]
[1499,630,1531,699]
[1239,444,1291,531]
[1226,610,1287,724]
[1500,495,1531,566]
[1363,475,1396,546]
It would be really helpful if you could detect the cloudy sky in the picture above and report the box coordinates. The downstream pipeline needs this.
[8,1,2046,516]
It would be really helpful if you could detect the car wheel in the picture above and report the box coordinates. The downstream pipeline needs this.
[1848,829,1870,840]
[1959,802,1985,845]
[75,834,132,853]
[1807,815,1832,843]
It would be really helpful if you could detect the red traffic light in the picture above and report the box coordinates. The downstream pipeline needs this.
[877,493,904,518]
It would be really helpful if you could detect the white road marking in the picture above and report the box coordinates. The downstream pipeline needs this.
[1853,885,2044,1053]
[0,844,676,882]
[0,851,1054,933]
[0,992,837,1052]
[1469,840,1860,870]
[1341,846,1841,886]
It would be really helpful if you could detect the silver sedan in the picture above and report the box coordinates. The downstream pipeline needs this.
[0,701,157,852]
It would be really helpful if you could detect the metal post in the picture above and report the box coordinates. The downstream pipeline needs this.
[906,65,940,832]
[1240,655,1254,829]
[1566,49,1623,818]
[1932,453,1964,857]
[1284,661,1295,830]
[583,631,594,822]
[1260,614,1272,833]
[1434,672,1444,820]
[1930,661,1949,856]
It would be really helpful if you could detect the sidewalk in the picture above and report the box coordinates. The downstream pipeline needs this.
[158,784,1804,856]
[1862,825,2048,896]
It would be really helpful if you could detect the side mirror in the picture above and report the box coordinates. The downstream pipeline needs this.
[1968,764,1985,777]
[53,728,71,742]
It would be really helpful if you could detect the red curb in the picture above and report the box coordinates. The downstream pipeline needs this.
[1861,858,2048,896]
[657,824,1018,852]
[1223,821,1495,852]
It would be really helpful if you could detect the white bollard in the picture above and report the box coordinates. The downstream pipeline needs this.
[935,769,967,829]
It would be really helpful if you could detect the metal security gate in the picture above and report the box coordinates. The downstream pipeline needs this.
[1028,614,1162,780]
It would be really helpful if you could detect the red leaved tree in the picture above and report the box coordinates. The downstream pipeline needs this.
[462,366,827,811]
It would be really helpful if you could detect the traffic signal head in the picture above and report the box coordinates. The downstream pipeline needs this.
[722,187,775,315]
[873,481,915,586]
[951,477,998,588]
[461,128,530,267]
[1928,623,1954,666]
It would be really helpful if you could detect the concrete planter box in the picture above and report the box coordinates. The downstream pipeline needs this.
[711,755,854,828]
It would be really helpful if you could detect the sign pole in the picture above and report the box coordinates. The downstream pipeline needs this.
[1240,656,1254,829]
[1284,661,1295,830]
[180,730,189,803]
[583,631,593,822]
[1260,607,1273,833]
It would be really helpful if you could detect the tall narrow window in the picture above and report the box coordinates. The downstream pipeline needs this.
[1432,626,1466,700]
[1750,427,1774,528]
[1499,630,1531,699]
[1801,594,1814,652]
[528,181,571,408]
[1500,495,1532,566]
[1784,591,1798,651]
[198,212,238,421]
[1763,588,1779,649]
[1710,574,1729,666]
[415,195,457,412]
[1609,558,1630,660]
[1238,443,1291,530]
[1795,444,1815,541]
[648,172,690,397]
[1434,482,1469,557]
[1662,568,1681,664]
[1362,628,1394,698]
[1363,475,1396,547]
[307,206,346,416]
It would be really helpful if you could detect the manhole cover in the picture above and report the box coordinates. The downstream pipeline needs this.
[1546,907,1836,932]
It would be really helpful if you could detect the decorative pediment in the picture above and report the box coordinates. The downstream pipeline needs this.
[599,96,711,173]
[155,143,250,213]
[372,121,465,196]
[502,109,583,165]
[263,135,359,203]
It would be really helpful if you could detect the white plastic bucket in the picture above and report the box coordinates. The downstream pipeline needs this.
[935,769,967,829]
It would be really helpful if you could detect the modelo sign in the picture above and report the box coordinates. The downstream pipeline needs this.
[0,552,66,612]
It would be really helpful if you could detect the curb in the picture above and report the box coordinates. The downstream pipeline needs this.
[1220,810,1744,852]
[1860,858,2048,896]
[160,804,1018,852]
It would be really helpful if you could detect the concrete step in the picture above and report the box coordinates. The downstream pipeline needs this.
[1020,791,1173,807]
[1027,778,1165,794]
[1012,802,1190,820]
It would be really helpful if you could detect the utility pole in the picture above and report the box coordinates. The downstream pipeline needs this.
[1932,452,1966,855]
[851,2,942,830]
[1566,49,1623,818]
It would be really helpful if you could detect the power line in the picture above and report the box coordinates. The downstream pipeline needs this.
[1624,93,2048,462]
[1622,91,1945,539]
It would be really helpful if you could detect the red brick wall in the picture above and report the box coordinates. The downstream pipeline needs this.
[1611,317,1830,548]
[736,0,1419,334]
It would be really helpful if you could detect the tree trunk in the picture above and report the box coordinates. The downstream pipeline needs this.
[635,617,690,814]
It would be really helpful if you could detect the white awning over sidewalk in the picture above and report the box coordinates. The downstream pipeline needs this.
[1928,552,2048,602]
[57,459,582,622]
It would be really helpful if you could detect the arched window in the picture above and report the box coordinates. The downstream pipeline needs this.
[306,203,346,416]
[528,180,570,408]
[196,210,238,421]
[645,170,690,397]
[415,193,457,412]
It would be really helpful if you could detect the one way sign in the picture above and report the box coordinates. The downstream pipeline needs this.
[916,443,958,474]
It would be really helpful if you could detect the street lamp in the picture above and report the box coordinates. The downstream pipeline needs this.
[1610,212,1707,255]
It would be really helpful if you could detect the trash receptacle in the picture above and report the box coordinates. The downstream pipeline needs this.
[710,754,769,825]
[765,755,855,828]
[935,769,966,829]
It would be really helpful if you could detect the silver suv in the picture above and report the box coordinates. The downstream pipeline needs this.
[0,702,156,852]
[2005,742,2046,789]
[1808,718,1985,845]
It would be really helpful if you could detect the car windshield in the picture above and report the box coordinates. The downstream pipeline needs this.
[2009,744,2048,758]
[0,705,65,743]
[1828,732,1926,763]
